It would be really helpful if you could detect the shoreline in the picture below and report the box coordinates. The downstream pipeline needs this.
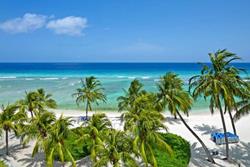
[50,108,214,117]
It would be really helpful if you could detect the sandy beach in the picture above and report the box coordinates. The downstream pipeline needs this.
[1,109,250,167]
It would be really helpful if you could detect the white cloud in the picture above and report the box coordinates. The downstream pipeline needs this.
[46,16,87,36]
[0,13,47,33]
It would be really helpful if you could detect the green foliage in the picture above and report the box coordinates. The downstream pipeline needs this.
[44,115,76,167]
[234,85,250,121]
[18,88,57,118]
[154,133,191,167]
[75,113,112,162]
[20,110,56,147]
[0,160,7,167]
[56,128,90,161]
[94,130,138,167]
[73,76,106,117]
[61,131,191,167]
[0,103,25,154]
[122,94,173,167]
[117,79,145,111]
[157,72,193,116]
[189,49,250,159]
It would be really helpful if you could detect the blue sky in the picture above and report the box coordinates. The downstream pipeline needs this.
[0,0,249,62]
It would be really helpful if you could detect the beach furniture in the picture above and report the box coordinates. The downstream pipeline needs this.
[211,132,239,145]
[80,116,90,121]
[75,116,90,123]
[211,149,219,156]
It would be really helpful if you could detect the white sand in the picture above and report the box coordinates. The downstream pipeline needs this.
[1,109,250,167]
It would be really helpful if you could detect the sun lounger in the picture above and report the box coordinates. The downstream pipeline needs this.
[211,132,239,145]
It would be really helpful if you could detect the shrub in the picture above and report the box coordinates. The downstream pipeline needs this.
[54,127,90,161]
[154,133,191,167]
[61,129,191,167]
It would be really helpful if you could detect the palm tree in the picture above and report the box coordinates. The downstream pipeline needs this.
[204,49,249,135]
[122,93,173,167]
[36,88,57,111]
[73,76,106,118]
[75,113,112,163]
[0,104,25,155]
[117,79,145,111]
[32,115,76,167]
[18,91,40,118]
[125,110,173,167]
[189,50,237,160]
[21,110,56,147]
[48,115,76,167]
[157,72,215,163]
[157,72,189,119]
[94,130,138,167]
[233,84,250,121]
[18,89,57,118]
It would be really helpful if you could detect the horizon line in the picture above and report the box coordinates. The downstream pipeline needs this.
[0,62,250,64]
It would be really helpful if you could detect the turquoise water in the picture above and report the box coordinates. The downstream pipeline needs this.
[0,63,249,111]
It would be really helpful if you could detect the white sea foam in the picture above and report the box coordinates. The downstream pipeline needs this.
[40,78,59,80]
[25,78,35,81]
[62,77,68,80]
[128,76,136,79]
[0,76,17,79]
[117,76,126,79]
[154,79,160,82]
[142,76,150,80]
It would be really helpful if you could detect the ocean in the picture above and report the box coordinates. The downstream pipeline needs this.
[0,63,249,111]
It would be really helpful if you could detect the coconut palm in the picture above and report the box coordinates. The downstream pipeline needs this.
[123,93,173,167]
[76,113,112,162]
[204,49,249,135]
[157,72,215,163]
[117,79,145,111]
[21,110,56,148]
[0,104,25,155]
[94,130,138,167]
[36,88,57,110]
[233,84,250,121]
[224,71,249,135]
[18,89,57,118]
[157,72,190,119]
[18,91,40,118]
[73,76,106,118]
[189,50,240,160]
[38,115,76,167]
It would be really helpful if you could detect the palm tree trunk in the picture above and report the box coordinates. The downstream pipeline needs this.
[29,110,34,118]
[174,114,177,119]
[228,108,237,135]
[176,111,215,163]
[5,130,9,155]
[85,102,89,118]
[218,100,229,160]
[224,105,237,135]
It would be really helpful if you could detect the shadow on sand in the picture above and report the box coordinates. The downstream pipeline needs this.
[194,123,222,135]
[164,116,182,125]
[190,143,224,167]
[229,141,250,166]
[0,143,23,160]
[18,153,92,167]
[190,124,250,166]
[18,153,46,167]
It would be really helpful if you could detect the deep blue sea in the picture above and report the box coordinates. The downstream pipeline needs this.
[0,63,249,111]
